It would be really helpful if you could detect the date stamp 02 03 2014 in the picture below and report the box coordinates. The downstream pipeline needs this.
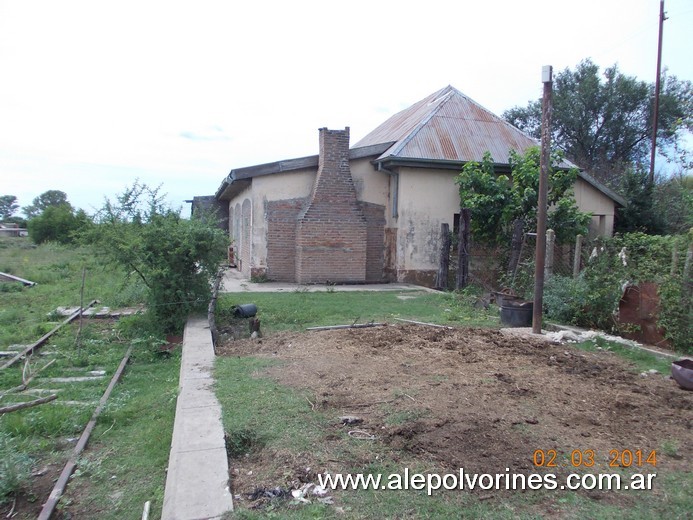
[532,449,658,469]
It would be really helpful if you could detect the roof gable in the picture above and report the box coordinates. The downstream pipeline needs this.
[354,85,625,206]
[353,85,539,164]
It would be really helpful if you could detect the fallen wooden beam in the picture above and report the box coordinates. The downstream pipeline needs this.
[1,359,56,396]
[306,322,385,331]
[38,346,132,520]
[394,318,453,329]
[1,300,98,370]
[0,394,57,414]
[0,271,36,286]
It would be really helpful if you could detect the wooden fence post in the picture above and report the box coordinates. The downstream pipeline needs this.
[456,209,470,290]
[545,229,555,278]
[573,234,583,278]
[507,219,524,275]
[684,243,693,307]
[435,223,450,290]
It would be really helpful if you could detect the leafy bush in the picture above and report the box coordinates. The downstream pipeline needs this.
[543,232,691,352]
[85,182,228,333]
[0,433,32,503]
[456,147,590,246]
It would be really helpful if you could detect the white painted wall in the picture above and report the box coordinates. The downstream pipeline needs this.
[396,167,461,271]
[350,157,389,207]
[573,177,617,237]
[251,168,315,271]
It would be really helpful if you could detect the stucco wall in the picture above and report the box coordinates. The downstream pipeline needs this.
[389,167,619,284]
[251,169,315,273]
[226,185,252,275]
[395,167,461,274]
[226,159,390,279]
[350,157,389,208]
[573,177,616,237]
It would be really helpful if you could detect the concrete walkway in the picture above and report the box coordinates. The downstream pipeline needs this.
[162,317,233,520]
[221,268,436,293]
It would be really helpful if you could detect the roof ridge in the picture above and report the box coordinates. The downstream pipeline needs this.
[385,87,456,158]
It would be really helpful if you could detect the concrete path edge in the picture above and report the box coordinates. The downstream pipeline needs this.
[162,316,233,520]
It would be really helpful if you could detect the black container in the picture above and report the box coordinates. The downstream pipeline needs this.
[672,359,693,390]
[500,300,533,327]
[233,304,258,318]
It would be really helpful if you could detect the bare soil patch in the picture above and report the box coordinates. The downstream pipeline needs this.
[218,324,691,505]
[0,462,62,519]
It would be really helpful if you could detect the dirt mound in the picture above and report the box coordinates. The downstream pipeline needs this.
[218,324,691,496]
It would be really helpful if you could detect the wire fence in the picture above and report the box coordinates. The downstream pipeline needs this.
[441,230,602,296]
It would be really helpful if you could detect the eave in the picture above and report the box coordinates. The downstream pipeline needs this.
[216,142,394,201]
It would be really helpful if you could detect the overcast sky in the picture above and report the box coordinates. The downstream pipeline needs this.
[1,0,691,214]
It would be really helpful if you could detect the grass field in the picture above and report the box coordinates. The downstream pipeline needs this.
[217,288,501,334]
[0,237,179,519]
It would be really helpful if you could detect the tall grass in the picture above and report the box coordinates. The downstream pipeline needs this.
[0,237,145,347]
[0,237,178,515]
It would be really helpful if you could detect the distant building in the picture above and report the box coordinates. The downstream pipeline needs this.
[0,222,28,237]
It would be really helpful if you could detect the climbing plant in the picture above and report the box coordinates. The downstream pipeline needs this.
[456,147,590,247]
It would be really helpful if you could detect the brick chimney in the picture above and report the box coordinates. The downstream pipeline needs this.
[296,128,367,283]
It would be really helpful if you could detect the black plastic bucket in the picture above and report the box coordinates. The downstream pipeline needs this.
[500,300,533,327]
[233,304,257,318]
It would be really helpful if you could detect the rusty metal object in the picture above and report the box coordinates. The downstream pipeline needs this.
[617,282,669,347]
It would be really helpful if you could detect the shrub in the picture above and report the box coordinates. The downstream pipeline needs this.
[0,433,32,503]
[543,232,691,352]
[85,183,228,333]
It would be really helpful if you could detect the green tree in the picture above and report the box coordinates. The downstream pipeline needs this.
[0,195,19,220]
[23,190,71,219]
[614,166,666,235]
[503,59,693,188]
[86,182,228,333]
[456,147,590,246]
[653,172,693,234]
[27,206,91,244]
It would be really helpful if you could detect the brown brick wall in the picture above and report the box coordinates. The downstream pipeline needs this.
[266,198,305,282]
[360,201,385,282]
[296,128,368,284]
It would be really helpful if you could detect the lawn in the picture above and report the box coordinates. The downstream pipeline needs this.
[215,290,691,519]
[217,288,501,334]
[0,237,179,519]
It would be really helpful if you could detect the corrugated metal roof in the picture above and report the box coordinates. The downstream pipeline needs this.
[353,85,539,164]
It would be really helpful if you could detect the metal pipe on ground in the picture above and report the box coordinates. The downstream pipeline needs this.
[37,346,133,520]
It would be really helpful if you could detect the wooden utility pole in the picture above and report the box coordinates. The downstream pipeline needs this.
[649,0,666,183]
[573,234,583,278]
[532,66,553,334]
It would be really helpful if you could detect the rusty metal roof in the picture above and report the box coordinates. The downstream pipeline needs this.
[353,85,540,164]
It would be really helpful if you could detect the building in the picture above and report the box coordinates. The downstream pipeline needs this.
[213,86,625,286]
